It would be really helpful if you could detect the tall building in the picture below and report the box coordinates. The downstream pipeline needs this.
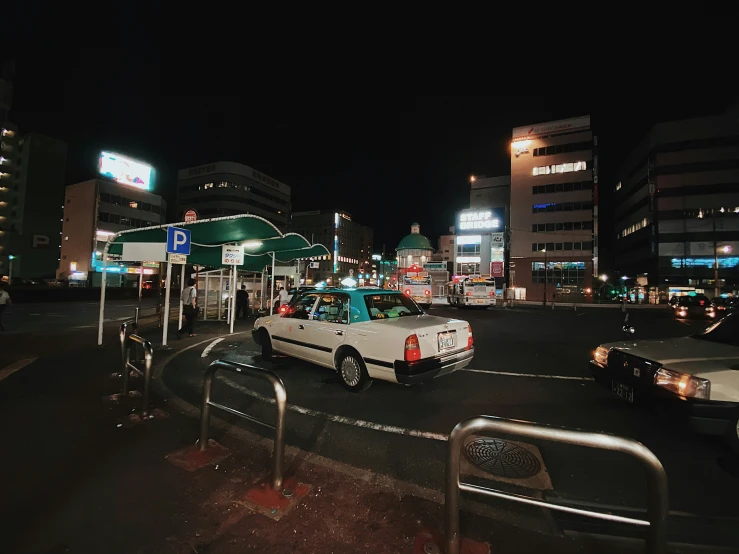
[470,175,511,220]
[613,105,739,299]
[510,116,597,301]
[57,179,166,286]
[10,133,67,278]
[0,122,18,278]
[0,60,13,123]
[176,162,290,229]
[289,210,373,284]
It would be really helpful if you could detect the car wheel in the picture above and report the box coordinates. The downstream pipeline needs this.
[337,351,372,392]
[727,417,739,456]
[259,329,273,358]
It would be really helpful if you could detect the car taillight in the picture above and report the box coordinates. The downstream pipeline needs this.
[466,291,472,296]
[404,289,411,296]
[489,291,494,297]
[467,325,473,349]
[424,289,431,296]
[404,334,421,363]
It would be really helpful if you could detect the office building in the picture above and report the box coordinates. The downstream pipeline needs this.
[438,234,455,263]
[470,175,511,222]
[0,122,18,278]
[510,116,597,301]
[8,133,67,279]
[57,179,166,285]
[290,210,373,284]
[176,162,290,229]
[613,105,739,299]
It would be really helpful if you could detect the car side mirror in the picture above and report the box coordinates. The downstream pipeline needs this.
[622,325,635,335]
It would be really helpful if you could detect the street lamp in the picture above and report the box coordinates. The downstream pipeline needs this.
[470,175,476,184]
[541,248,547,306]
[7,254,14,285]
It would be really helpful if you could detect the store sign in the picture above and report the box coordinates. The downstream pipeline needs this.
[184,209,198,223]
[512,115,591,139]
[491,232,504,244]
[423,262,447,270]
[222,245,244,265]
[491,262,504,277]
[169,253,187,265]
[456,208,504,234]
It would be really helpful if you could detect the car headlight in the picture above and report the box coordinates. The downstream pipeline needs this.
[594,346,610,366]
[654,368,710,400]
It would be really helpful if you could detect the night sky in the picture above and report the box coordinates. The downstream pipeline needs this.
[6,49,737,260]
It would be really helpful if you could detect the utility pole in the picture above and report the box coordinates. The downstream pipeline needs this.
[713,217,719,298]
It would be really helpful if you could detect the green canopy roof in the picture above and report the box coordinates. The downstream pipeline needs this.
[106,214,330,270]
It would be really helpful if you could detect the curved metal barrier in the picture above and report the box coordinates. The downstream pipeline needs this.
[199,359,287,490]
[445,415,668,554]
[118,326,154,418]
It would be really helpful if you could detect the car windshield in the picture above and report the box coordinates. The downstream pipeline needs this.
[678,295,709,306]
[692,314,739,347]
[364,293,423,320]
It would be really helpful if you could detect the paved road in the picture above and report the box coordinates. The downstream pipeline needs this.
[0,298,160,335]
[161,306,739,548]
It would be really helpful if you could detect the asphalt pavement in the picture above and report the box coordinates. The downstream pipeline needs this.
[160,305,739,549]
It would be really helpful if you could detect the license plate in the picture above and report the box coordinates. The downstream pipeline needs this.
[438,331,456,351]
[475,299,485,304]
[611,381,634,403]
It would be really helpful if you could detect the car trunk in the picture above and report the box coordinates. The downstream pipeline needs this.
[372,315,471,359]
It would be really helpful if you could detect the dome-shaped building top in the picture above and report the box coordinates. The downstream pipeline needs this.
[396,222,434,270]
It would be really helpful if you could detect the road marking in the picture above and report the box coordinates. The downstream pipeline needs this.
[462,368,593,381]
[0,358,37,383]
[202,337,225,358]
[221,376,449,442]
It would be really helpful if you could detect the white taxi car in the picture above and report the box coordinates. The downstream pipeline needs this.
[590,313,739,452]
[252,288,474,391]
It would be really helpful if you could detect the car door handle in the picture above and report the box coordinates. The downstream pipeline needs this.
[334,330,344,336]
[298,325,305,330]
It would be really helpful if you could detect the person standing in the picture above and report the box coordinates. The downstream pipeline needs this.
[235,285,249,319]
[178,278,198,338]
[0,282,11,331]
[273,286,288,311]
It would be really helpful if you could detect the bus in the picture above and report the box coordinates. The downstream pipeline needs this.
[403,274,432,309]
[447,277,496,308]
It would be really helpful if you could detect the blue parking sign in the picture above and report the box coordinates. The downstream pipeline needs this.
[166,226,191,255]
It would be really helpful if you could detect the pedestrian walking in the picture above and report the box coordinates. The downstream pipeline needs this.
[235,285,249,319]
[0,282,11,331]
[178,278,198,338]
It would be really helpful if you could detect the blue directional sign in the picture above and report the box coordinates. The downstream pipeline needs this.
[166,226,191,255]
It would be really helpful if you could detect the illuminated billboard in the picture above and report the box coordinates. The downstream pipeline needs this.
[99,151,153,190]
[456,208,504,234]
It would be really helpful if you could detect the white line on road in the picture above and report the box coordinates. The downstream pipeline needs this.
[221,376,449,442]
[201,337,225,358]
[463,368,593,381]
[0,358,37,383]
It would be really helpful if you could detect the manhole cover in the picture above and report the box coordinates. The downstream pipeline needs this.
[464,438,541,479]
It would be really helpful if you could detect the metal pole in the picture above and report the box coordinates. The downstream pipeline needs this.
[270,252,276,315]
[218,271,223,321]
[713,217,719,298]
[543,249,548,307]
[134,307,140,324]
[271,373,287,490]
[162,261,173,346]
[97,243,110,346]
[123,337,131,397]
[178,266,185,331]
[138,270,143,312]
[261,266,266,313]
[142,341,153,418]
[204,275,209,320]
[198,367,214,451]
[229,265,236,334]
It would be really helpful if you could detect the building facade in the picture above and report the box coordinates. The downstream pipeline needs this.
[396,222,434,270]
[0,122,19,278]
[57,179,166,285]
[10,133,67,279]
[510,116,596,301]
[613,105,739,298]
[289,210,373,285]
[176,162,290,229]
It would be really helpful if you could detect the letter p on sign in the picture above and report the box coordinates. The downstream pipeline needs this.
[166,226,191,255]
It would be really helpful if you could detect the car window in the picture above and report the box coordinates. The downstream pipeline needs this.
[314,293,350,324]
[283,293,320,319]
[364,293,423,320]
[678,295,709,306]
[693,314,739,347]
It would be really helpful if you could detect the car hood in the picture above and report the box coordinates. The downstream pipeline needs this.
[604,336,739,374]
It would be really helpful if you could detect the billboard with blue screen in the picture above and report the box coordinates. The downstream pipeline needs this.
[99,151,153,190]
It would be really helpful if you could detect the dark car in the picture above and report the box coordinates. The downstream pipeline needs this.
[673,294,716,320]
[712,297,738,315]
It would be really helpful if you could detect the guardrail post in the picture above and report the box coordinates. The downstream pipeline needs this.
[135,307,140,324]
[198,360,287,491]
[141,340,153,418]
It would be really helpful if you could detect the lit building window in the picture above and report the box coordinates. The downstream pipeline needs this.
[533,161,588,176]
[618,217,650,239]
[615,181,622,191]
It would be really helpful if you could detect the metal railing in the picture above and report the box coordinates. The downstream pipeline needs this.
[119,321,138,363]
[445,416,668,554]
[199,359,287,490]
[120,331,154,418]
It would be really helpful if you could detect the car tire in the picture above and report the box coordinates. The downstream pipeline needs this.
[259,329,273,358]
[337,350,372,392]
[727,417,739,456]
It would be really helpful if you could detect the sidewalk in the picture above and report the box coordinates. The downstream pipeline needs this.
[0,322,686,554]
